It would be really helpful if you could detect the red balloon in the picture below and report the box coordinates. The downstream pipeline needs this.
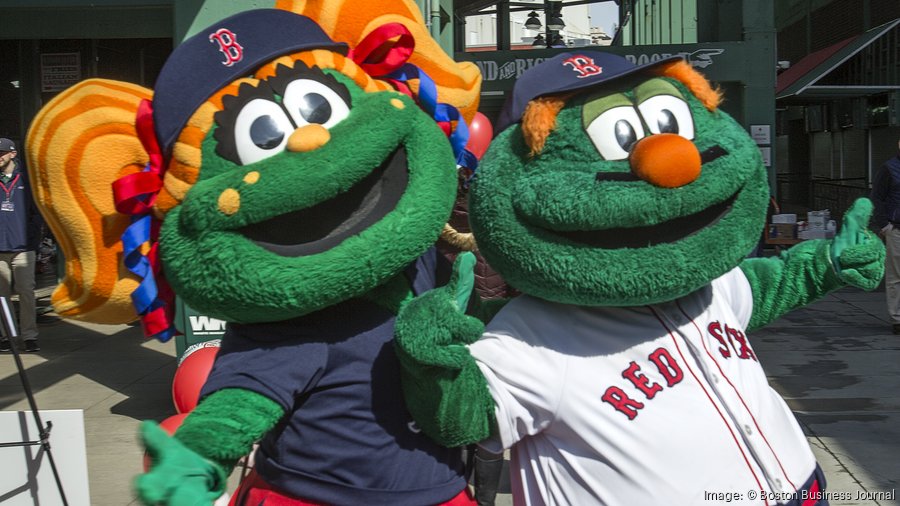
[466,112,493,160]
[143,413,189,471]
[159,412,189,434]
[172,343,220,413]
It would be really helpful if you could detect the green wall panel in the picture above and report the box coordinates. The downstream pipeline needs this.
[176,0,276,42]
[0,6,172,39]
[624,0,698,45]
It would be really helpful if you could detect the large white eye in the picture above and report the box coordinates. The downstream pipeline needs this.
[638,95,694,140]
[585,106,646,161]
[282,79,350,129]
[233,98,293,165]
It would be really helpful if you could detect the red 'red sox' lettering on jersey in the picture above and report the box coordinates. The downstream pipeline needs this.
[602,347,684,420]
[468,269,826,504]
[708,321,757,361]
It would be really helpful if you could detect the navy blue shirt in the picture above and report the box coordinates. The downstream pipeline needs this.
[0,161,41,252]
[871,153,900,227]
[200,250,465,505]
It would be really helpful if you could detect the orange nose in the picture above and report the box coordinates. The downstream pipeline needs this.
[629,133,701,188]
[287,124,331,153]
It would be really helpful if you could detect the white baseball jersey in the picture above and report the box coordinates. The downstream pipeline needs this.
[469,267,817,506]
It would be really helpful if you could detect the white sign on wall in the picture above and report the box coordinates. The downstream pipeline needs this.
[750,124,771,145]
[759,147,772,167]
[40,53,81,92]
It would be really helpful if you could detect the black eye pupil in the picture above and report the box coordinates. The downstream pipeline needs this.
[657,109,679,134]
[299,93,332,124]
[249,115,285,150]
[615,120,638,152]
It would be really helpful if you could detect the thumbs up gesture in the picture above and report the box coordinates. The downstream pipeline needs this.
[395,252,484,369]
[394,252,495,447]
[829,198,885,290]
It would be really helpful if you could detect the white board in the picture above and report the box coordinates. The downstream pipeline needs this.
[0,409,91,505]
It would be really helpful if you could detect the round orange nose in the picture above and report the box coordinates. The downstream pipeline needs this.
[629,133,701,188]
[287,124,330,153]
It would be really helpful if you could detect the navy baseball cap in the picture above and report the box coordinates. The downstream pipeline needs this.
[495,51,682,134]
[152,9,349,159]
[0,138,15,152]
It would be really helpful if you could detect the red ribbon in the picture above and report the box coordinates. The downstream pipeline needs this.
[113,99,165,215]
[348,23,478,175]
[135,99,163,173]
[141,306,171,336]
[349,23,416,78]
[111,99,176,341]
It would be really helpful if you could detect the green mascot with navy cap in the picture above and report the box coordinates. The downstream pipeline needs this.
[395,51,884,504]
[26,4,485,505]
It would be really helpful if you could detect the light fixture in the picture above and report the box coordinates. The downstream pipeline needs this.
[550,33,566,47]
[532,33,546,46]
[546,0,565,30]
[546,13,565,31]
[524,11,542,31]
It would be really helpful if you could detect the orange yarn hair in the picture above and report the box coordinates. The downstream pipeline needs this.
[654,60,722,110]
[521,94,570,157]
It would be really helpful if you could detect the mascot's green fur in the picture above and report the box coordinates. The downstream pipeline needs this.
[161,61,454,323]
[470,75,769,306]
[27,5,485,505]
[395,51,884,504]
[140,20,475,506]
[152,61,455,493]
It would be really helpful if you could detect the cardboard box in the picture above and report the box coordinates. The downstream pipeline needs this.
[771,213,797,224]
[799,229,835,240]
[768,223,797,239]
[807,210,830,230]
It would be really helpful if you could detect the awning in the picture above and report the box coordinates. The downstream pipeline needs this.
[776,18,900,100]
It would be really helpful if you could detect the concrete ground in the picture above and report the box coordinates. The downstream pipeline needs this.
[754,287,900,506]
[0,278,898,505]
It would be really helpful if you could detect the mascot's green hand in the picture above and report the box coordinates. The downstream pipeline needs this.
[394,251,495,447]
[396,251,484,369]
[830,197,885,291]
[135,421,226,506]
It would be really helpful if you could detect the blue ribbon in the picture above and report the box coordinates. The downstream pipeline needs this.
[119,165,175,342]
[388,64,479,173]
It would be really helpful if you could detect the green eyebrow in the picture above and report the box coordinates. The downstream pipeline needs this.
[582,92,634,129]
[634,78,684,104]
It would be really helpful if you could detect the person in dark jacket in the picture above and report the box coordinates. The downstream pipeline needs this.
[870,138,900,334]
[0,138,42,352]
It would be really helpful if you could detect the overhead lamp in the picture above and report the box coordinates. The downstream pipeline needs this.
[546,0,565,30]
[532,33,546,46]
[546,13,565,31]
[524,11,542,31]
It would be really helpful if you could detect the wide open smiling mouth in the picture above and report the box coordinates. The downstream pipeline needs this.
[547,191,739,249]
[238,147,409,257]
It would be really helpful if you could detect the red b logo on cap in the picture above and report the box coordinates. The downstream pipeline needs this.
[209,28,244,67]
[563,56,602,78]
